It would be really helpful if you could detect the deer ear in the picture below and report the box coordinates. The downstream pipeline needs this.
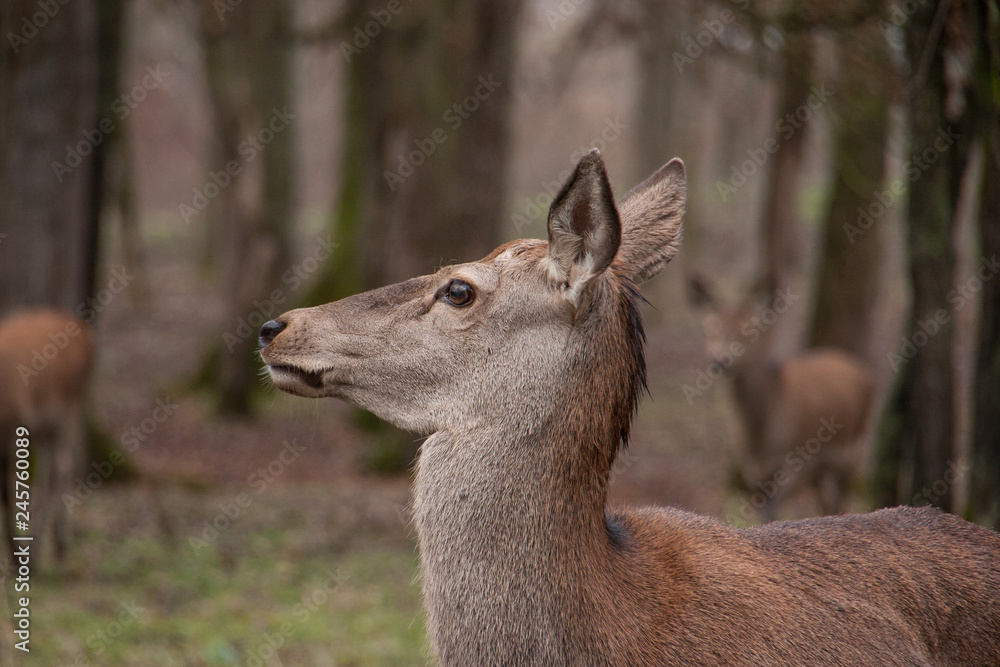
[546,149,621,306]
[615,158,686,285]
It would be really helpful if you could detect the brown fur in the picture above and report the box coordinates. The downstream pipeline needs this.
[260,151,1000,665]
[696,283,876,520]
[0,309,93,563]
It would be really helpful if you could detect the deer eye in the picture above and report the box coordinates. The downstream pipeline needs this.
[444,279,475,307]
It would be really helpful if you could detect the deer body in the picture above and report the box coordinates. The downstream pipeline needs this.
[415,426,998,665]
[695,283,875,520]
[260,152,1000,665]
[732,347,874,519]
[0,309,93,562]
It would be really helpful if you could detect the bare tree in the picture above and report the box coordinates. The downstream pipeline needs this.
[192,0,295,414]
[877,0,985,512]
[95,0,149,311]
[0,0,99,313]
[634,0,683,179]
[310,0,522,299]
[304,0,523,468]
[808,19,891,364]
[755,33,814,297]
[970,0,1000,528]
[974,132,1000,526]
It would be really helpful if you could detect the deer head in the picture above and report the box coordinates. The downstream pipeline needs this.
[687,274,784,367]
[259,151,685,443]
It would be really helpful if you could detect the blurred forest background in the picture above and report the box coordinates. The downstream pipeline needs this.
[0,0,998,664]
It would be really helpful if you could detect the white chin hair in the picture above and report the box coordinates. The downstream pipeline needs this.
[267,366,326,397]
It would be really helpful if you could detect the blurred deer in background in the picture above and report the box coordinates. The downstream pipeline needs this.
[688,277,874,521]
[260,150,1000,665]
[0,309,93,565]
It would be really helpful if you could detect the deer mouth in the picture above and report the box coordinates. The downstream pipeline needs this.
[266,363,328,394]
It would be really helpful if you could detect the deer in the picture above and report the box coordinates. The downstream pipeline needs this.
[0,308,93,566]
[687,277,875,522]
[259,150,1000,665]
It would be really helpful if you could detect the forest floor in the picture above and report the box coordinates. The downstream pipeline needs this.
[23,217,860,666]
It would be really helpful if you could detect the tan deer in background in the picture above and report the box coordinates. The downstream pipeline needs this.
[688,277,875,521]
[0,309,93,565]
[260,150,1000,665]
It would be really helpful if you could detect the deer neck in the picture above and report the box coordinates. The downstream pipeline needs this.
[731,329,781,448]
[412,373,626,660]
[414,412,613,542]
[411,284,646,660]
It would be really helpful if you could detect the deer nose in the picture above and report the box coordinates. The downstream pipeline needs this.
[259,319,287,348]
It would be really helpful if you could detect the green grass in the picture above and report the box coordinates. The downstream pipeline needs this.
[19,486,429,666]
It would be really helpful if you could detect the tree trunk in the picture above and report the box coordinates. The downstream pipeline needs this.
[0,0,99,313]
[634,0,710,308]
[972,132,1000,526]
[759,33,813,297]
[196,0,295,415]
[97,0,149,311]
[878,0,980,512]
[808,21,890,363]
[970,0,1000,528]
[634,0,684,180]
[305,0,522,470]
[309,0,521,301]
